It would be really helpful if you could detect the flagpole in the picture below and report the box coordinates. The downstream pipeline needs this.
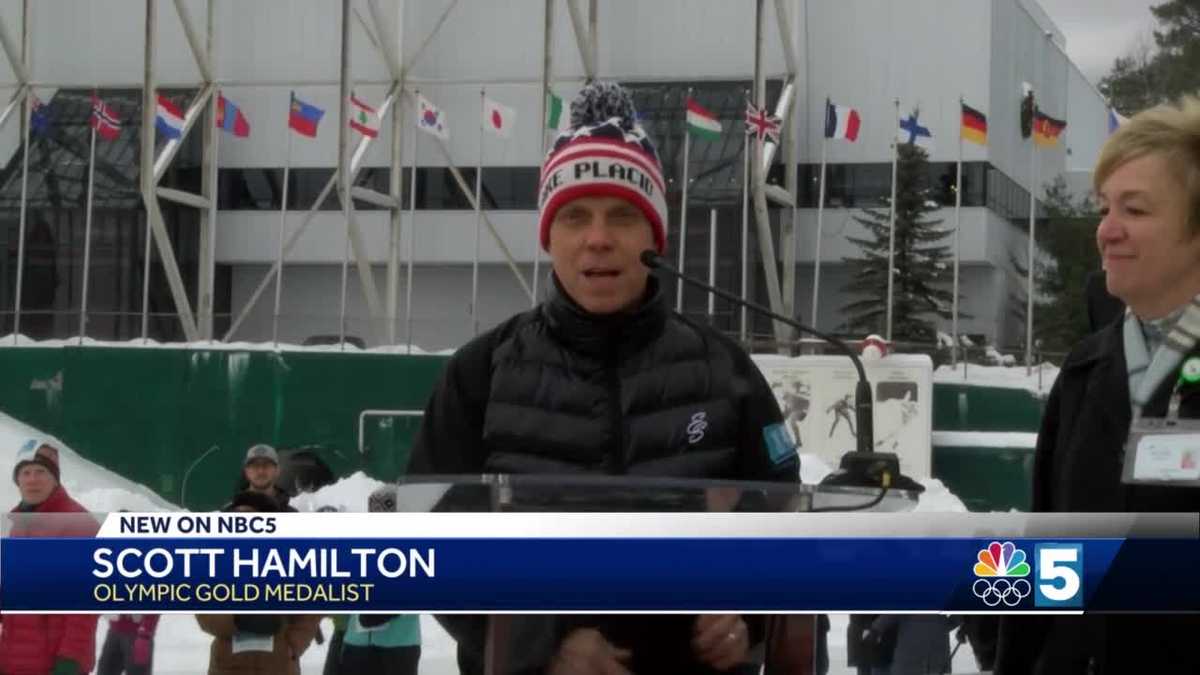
[885,98,899,341]
[405,93,419,354]
[739,115,750,343]
[953,96,964,367]
[708,208,717,322]
[1026,92,1037,374]
[12,93,31,344]
[79,123,98,345]
[338,177,350,352]
[677,88,692,314]
[273,95,294,347]
[811,98,829,332]
[472,89,484,336]
[140,206,152,343]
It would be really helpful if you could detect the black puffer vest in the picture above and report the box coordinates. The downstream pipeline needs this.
[480,275,762,478]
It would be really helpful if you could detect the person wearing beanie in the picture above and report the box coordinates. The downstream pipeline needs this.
[225,443,297,512]
[409,82,798,675]
[1,439,100,675]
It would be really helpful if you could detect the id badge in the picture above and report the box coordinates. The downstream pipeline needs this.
[1122,417,1200,486]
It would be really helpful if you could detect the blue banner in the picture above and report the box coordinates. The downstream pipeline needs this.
[2,537,1196,612]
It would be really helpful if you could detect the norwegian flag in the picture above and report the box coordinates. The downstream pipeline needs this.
[744,101,781,143]
[89,94,121,141]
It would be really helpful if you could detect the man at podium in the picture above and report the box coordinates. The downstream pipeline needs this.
[409,82,800,675]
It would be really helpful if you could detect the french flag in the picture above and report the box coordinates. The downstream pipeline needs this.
[156,95,185,140]
[824,100,861,142]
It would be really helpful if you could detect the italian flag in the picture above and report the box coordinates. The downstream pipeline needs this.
[686,97,721,141]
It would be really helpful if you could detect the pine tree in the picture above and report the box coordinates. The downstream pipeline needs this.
[841,142,955,342]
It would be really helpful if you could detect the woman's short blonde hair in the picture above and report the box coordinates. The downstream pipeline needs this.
[1094,95,1200,235]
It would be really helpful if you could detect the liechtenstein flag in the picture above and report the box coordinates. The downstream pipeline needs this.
[216,94,250,138]
[155,95,185,140]
[288,92,324,138]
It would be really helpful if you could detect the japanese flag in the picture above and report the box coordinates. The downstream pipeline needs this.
[482,97,516,139]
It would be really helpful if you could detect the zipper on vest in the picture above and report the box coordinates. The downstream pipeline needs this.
[604,356,625,474]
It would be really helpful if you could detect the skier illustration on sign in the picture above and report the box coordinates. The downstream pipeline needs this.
[782,380,811,447]
[827,393,857,438]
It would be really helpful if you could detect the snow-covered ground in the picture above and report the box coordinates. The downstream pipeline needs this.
[2,413,984,673]
[933,361,1059,395]
[0,334,456,356]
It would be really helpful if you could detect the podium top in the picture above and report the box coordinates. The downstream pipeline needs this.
[376,474,921,513]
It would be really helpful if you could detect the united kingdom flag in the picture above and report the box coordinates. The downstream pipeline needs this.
[744,102,781,143]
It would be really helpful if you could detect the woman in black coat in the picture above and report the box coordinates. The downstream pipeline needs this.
[996,97,1200,673]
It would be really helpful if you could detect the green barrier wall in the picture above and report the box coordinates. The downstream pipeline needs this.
[0,347,449,510]
[1,347,1048,512]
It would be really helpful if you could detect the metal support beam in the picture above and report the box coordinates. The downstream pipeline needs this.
[403,0,460,73]
[157,186,212,210]
[351,186,401,209]
[773,0,798,76]
[752,0,789,347]
[759,79,794,175]
[366,0,401,80]
[198,87,218,339]
[781,81,798,320]
[0,84,28,130]
[430,135,534,303]
[142,0,199,342]
[0,9,28,83]
[566,0,596,80]
[172,0,212,82]
[387,0,407,345]
[588,0,598,77]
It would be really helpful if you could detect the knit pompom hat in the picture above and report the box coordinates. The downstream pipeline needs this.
[538,82,667,253]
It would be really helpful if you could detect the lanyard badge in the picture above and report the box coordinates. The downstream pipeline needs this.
[1121,357,1200,486]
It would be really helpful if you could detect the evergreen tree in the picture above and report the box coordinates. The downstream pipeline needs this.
[1101,0,1200,114]
[841,142,954,342]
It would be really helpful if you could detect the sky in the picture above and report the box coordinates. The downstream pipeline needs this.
[1037,0,1162,84]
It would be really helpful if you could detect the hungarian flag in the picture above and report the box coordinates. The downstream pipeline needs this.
[824,99,861,141]
[685,97,721,141]
[482,97,515,138]
[349,95,379,138]
[89,94,121,141]
[960,103,987,145]
[1033,109,1066,147]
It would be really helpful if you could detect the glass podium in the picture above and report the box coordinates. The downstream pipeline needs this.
[374,475,921,675]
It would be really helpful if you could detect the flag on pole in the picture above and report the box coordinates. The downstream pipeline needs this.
[216,93,250,137]
[960,103,988,145]
[155,95,185,140]
[546,91,567,131]
[1019,82,1035,139]
[898,109,934,150]
[29,95,52,136]
[824,100,861,141]
[685,97,722,141]
[1032,109,1066,147]
[288,93,324,138]
[744,102,781,142]
[417,94,449,140]
[1107,107,1127,135]
[482,97,515,138]
[349,95,380,138]
[89,94,121,141]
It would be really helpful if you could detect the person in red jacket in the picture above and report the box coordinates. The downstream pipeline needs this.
[97,614,159,675]
[0,440,100,675]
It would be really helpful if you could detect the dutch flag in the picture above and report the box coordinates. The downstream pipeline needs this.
[156,95,185,140]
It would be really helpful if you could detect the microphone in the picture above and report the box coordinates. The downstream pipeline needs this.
[640,250,875,456]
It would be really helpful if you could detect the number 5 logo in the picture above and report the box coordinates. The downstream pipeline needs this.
[1034,544,1083,607]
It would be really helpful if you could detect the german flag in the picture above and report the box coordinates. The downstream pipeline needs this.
[1033,109,1067,147]
[961,103,988,145]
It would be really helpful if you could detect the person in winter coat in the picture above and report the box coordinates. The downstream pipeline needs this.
[96,614,159,675]
[409,81,801,675]
[862,616,954,675]
[336,615,420,674]
[0,440,100,675]
[226,444,297,512]
[195,491,320,675]
[996,97,1200,673]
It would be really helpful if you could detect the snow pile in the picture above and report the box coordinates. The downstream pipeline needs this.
[0,334,457,356]
[934,361,1059,394]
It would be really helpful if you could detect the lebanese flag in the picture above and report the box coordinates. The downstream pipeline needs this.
[349,95,379,138]
[482,97,515,138]
[824,100,860,141]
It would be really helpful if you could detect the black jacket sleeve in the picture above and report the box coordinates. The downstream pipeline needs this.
[734,347,799,483]
[407,333,495,475]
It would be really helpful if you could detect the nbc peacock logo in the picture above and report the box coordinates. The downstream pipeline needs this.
[971,541,1032,607]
